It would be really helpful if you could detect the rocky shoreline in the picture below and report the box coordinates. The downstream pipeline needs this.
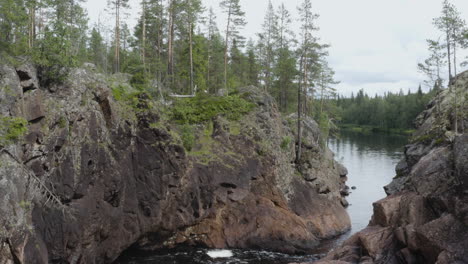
[302,72,468,264]
[0,62,350,263]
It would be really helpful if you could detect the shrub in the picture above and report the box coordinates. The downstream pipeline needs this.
[171,94,255,124]
[0,117,28,146]
[181,124,195,151]
[281,136,292,150]
[111,84,146,111]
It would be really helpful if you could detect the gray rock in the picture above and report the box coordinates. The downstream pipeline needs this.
[395,159,409,177]
[22,89,45,122]
[337,163,348,177]
[454,135,468,190]
[316,70,468,264]
[384,176,408,195]
[0,66,351,263]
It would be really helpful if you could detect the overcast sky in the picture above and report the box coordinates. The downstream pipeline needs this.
[84,0,468,97]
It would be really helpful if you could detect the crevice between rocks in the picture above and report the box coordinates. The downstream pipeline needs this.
[16,70,31,82]
[6,239,21,264]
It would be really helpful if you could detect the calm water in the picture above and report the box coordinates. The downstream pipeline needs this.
[115,131,407,264]
[328,130,407,233]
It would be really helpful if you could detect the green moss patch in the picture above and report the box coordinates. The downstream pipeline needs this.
[170,94,255,124]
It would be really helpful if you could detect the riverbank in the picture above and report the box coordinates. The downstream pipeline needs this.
[339,124,415,136]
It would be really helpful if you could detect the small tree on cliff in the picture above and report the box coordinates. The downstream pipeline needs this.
[418,39,446,89]
[433,0,465,82]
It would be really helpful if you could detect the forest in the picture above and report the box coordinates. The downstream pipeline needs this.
[337,86,440,132]
[0,0,467,135]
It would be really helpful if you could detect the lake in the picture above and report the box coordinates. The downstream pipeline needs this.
[115,131,408,264]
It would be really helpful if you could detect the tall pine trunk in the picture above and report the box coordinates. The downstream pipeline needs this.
[296,54,304,164]
[142,0,146,76]
[28,4,36,49]
[157,0,163,92]
[167,0,175,87]
[224,4,232,93]
[446,30,452,83]
[114,1,121,73]
[453,32,457,77]
[189,21,194,95]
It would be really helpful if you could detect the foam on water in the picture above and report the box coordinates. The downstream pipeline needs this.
[206,249,234,258]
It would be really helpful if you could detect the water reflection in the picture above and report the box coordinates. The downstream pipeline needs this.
[328,130,408,233]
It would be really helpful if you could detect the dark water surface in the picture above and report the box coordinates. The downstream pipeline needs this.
[115,247,320,264]
[115,131,407,264]
[328,131,407,234]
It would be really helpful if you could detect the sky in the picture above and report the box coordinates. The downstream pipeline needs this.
[84,0,468,97]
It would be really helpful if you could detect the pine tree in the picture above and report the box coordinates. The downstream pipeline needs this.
[433,0,465,82]
[205,9,224,93]
[418,39,446,88]
[134,0,166,91]
[273,3,296,112]
[184,0,203,94]
[89,27,106,70]
[296,0,319,162]
[219,0,246,92]
[206,7,218,91]
[0,0,29,55]
[246,39,259,86]
[108,0,130,73]
[257,0,277,92]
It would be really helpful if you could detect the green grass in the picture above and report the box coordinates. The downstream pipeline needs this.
[280,136,292,150]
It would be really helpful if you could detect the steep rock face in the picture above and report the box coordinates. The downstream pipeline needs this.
[0,64,350,263]
[308,71,468,264]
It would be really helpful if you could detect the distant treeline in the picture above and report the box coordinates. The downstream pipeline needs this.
[336,86,439,130]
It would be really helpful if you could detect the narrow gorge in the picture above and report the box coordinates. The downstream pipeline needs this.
[309,71,468,264]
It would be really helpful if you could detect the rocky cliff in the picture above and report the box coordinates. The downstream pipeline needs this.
[309,72,468,264]
[0,61,350,264]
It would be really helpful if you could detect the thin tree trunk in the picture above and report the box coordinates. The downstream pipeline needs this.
[207,42,211,91]
[114,1,121,73]
[455,89,458,133]
[224,4,232,93]
[320,84,324,115]
[142,0,146,76]
[28,5,36,49]
[157,0,163,91]
[303,57,309,115]
[167,0,175,86]
[296,53,304,164]
[447,30,452,83]
[189,21,194,95]
[453,34,457,77]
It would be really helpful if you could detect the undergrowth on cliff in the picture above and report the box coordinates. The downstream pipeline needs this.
[111,84,141,108]
[281,136,292,150]
[181,124,195,151]
[170,94,255,124]
[0,117,28,146]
